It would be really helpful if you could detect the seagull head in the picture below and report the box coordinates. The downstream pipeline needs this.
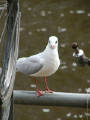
[48,36,58,49]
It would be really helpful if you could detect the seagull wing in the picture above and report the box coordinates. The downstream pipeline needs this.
[16,55,43,75]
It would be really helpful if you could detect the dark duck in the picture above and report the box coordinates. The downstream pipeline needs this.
[72,42,90,66]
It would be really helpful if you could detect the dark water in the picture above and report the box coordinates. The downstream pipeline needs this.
[1,0,90,120]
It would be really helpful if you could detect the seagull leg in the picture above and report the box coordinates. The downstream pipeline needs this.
[35,78,43,96]
[44,77,53,93]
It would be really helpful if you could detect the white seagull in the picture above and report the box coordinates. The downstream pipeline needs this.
[16,36,60,96]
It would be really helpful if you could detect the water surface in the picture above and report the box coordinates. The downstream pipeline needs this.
[1,0,90,120]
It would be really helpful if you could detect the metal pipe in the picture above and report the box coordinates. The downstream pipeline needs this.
[14,90,90,108]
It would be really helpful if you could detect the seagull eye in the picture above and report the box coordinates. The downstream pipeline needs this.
[55,41,57,44]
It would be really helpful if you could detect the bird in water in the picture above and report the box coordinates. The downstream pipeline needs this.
[72,42,90,66]
[16,36,60,96]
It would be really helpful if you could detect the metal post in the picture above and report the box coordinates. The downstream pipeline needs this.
[0,0,19,119]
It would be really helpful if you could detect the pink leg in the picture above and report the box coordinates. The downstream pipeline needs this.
[35,78,43,96]
[44,77,53,93]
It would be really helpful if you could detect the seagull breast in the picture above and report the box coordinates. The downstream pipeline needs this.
[31,49,60,77]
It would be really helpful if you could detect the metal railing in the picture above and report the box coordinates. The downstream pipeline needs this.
[14,90,90,108]
[0,0,20,120]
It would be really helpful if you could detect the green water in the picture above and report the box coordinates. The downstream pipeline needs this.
[1,0,90,120]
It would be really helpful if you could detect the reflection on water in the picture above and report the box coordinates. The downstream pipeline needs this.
[76,10,85,14]
[30,84,36,88]
[13,0,90,120]
[66,112,71,117]
[42,108,50,113]
[88,13,90,16]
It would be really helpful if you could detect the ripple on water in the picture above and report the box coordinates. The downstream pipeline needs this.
[76,10,85,14]
[41,28,47,32]
[88,13,90,16]
[60,43,66,48]
[30,84,36,88]
[87,79,90,83]
[60,13,64,17]
[85,88,90,93]
[58,26,67,33]
[57,118,62,120]
[66,112,72,117]
[66,113,84,119]
[78,88,82,92]
[36,28,47,32]
[61,61,66,65]
[69,10,74,14]
[40,10,46,16]
[27,7,32,11]
[79,114,83,118]
[36,28,41,32]
[60,61,67,70]
[72,68,76,72]
[48,11,52,15]
[80,42,85,46]
[72,62,77,67]
[20,27,24,32]
[84,112,90,117]
[73,114,78,118]
[28,31,32,35]
[42,108,50,113]
[60,65,68,70]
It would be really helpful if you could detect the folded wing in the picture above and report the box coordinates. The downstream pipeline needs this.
[16,55,43,75]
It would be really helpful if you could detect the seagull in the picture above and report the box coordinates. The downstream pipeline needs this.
[16,36,60,96]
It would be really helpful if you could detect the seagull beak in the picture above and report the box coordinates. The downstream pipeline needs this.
[50,45,55,49]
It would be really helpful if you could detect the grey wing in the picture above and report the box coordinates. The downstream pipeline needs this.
[16,56,43,75]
